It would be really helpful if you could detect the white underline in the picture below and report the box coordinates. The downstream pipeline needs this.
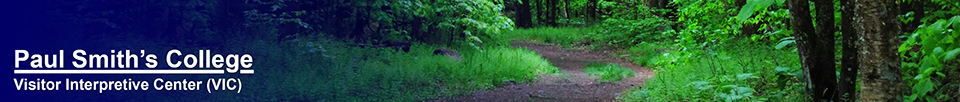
[240,70,254,74]
[13,70,242,74]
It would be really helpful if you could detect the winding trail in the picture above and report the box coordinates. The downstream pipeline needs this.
[440,41,653,102]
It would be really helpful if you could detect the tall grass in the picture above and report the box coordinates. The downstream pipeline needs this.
[583,62,636,82]
[619,41,807,102]
[253,36,559,101]
[626,42,664,67]
[501,27,597,47]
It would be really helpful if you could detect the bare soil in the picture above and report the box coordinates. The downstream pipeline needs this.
[437,41,653,102]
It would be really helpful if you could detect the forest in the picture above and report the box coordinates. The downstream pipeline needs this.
[17,0,960,101]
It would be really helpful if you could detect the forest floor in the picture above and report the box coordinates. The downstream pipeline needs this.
[438,41,654,102]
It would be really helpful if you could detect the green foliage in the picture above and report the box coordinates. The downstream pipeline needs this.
[620,41,805,101]
[627,42,664,67]
[245,0,515,51]
[500,27,598,47]
[737,0,785,23]
[672,0,740,47]
[738,0,792,42]
[583,63,637,82]
[427,0,517,50]
[774,37,795,50]
[595,17,675,48]
[900,15,960,102]
[593,3,675,48]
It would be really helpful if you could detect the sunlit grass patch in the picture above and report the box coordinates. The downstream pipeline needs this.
[583,62,636,82]
[461,46,561,86]
[501,27,597,47]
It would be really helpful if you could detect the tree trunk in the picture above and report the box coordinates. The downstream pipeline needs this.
[545,0,557,26]
[837,0,859,100]
[912,0,923,32]
[854,0,903,101]
[788,0,838,101]
[516,0,532,28]
[587,0,597,20]
[535,0,544,26]
[813,0,840,100]
[562,0,569,25]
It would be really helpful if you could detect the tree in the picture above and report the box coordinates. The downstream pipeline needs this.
[587,0,597,20]
[854,0,903,101]
[787,0,838,101]
[837,0,859,100]
[516,0,533,28]
[545,0,558,26]
[812,0,839,100]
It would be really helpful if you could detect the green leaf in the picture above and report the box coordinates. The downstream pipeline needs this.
[949,15,960,29]
[949,16,960,27]
[756,0,774,10]
[929,20,946,34]
[906,94,918,102]
[737,1,756,23]
[775,0,786,6]
[774,66,790,72]
[775,40,795,49]
[933,47,944,55]
[912,79,934,97]
[737,73,758,80]
[944,48,960,61]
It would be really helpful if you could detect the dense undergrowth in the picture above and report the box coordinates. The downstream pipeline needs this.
[619,41,805,101]
[501,27,597,47]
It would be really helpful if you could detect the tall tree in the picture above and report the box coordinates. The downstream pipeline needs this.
[788,0,838,101]
[813,0,840,100]
[516,0,532,28]
[854,0,903,101]
[587,0,597,20]
[837,0,859,100]
[545,0,557,26]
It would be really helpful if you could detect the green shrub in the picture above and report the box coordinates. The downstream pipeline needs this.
[619,41,805,102]
[593,18,674,48]
[627,42,663,67]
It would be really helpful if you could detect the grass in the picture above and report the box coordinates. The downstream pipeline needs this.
[618,41,807,102]
[625,42,664,67]
[583,62,636,82]
[250,35,560,101]
[501,27,597,47]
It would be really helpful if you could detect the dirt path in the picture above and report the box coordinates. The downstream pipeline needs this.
[438,41,653,102]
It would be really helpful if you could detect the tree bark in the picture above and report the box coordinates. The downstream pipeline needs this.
[854,0,903,101]
[837,0,859,100]
[813,0,840,100]
[788,0,838,101]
